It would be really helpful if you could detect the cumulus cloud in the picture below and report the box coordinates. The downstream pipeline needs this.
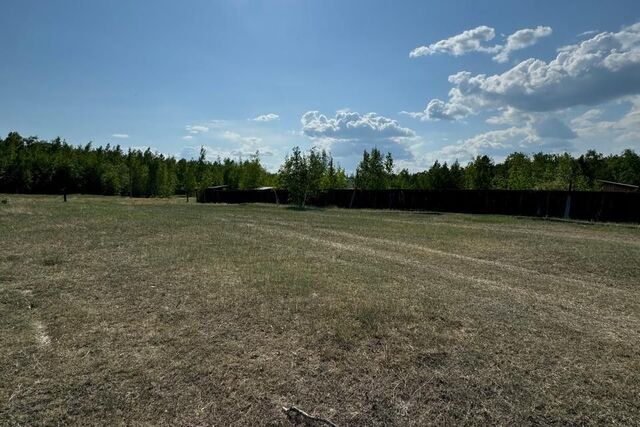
[410,25,551,62]
[111,133,129,139]
[401,99,473,121]
[185,125,209,134]
[410,26,497,58]
[435,117,578,164]
[251,113,279,122]
[301,110,415,140]
[416,22,640,120]
[428,107,580,164]
[491,108,576,139]
[437,127,527,163]
[182,135,193,140]
[301,110,416,159]
[571,97,640,148]
[221,131,264,147]
[493,26,552,63]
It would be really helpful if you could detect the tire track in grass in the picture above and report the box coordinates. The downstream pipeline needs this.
[220,212,639,308]
[231,218,640,340]
[272,207,640,247]
[233,206,640,247]
[236,218,570,302]
[375,217,640,247]
[227,215,604,290]
[266,214,640,309]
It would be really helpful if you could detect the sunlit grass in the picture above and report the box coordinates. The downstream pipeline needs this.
[1,195,639,425]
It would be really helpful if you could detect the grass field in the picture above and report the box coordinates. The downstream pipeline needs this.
[1,195,639,426]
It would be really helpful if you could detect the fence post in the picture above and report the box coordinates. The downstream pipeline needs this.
[564,181,573,219]
[349,189,356,209]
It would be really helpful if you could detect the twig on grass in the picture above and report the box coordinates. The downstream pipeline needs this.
[282,405,338,427]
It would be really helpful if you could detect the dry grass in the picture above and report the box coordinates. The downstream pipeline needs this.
[1,195,639,426]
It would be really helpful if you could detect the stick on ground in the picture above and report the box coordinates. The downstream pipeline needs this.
[282,406,338,427]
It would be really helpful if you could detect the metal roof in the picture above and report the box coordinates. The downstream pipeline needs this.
[597,180,639,189]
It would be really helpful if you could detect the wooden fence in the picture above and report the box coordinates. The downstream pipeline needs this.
[198,188,640,223]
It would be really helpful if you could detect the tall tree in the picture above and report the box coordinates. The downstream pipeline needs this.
[355,148,392,190]
[465,155,494,190]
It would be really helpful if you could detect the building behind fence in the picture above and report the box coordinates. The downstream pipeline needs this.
[198,187,640,223]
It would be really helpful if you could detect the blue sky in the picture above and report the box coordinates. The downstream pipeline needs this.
[2,0,640,171]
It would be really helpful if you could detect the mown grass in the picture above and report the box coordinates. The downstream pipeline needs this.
[1,195,639,426]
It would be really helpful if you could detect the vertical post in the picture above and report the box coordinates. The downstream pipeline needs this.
[564,180,573,219]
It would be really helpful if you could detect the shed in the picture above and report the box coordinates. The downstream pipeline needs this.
[206,185,230,191]
[597,180,639,192]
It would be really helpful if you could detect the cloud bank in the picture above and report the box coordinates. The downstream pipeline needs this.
[410,23,640,121]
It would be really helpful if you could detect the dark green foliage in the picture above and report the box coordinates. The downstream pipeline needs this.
[0,133,275,196]
[322,156,349,190]
[465,155,495,190]
[279,147,347,207]
[1,132,639,196]
[352,148,639,191]
[355,148,393,189]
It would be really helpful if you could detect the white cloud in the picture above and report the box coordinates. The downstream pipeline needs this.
[433,117,578,164]
[571,97,640,148]
[438,127,527,163]
[410,26,497,58]
[185,125,210,134]
[216,130,277,159]
[302,110,415,140]
[410,25,552,63]
[251,113,279,122]
[493,26,552,63]
[429,107,581,164]
[401,99,473,121]
[416,22,640,120]
[577,30,599,38]
[570,108,603,128]
[111,133,129,139]
[221,130,263,145]
[179,118,297,171]
[301,110,417,159]
[180,145,274,163]
[398,111,424,119]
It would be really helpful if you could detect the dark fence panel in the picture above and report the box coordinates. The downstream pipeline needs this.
[198,188,640,223]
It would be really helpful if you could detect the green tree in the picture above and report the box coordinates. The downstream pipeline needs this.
[505,152,533,190]
[448,160,465,189]
[279,147,327,207]
[355,148,391,189]
[465,155,494,189]
[183,166,197,202]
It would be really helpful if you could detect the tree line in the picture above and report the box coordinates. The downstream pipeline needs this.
[0,132,275,199]
[1,132,639,200]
